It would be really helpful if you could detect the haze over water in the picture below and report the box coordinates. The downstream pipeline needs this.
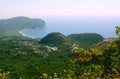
[0,0,120,38]
[23,16,120,38]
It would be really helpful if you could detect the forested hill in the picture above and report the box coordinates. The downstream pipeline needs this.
[40,32,70,45]
[68,33,104,47]
[40,32,104,48]
[0,16,46,32]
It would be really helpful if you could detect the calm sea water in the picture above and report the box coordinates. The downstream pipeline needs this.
[23,16,120,38]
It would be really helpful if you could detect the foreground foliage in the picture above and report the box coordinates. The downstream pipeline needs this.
[0,27,120,79]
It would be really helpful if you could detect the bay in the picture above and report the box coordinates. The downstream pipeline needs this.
[23,16,120,38]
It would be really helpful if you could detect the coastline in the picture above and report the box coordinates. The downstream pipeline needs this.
[19,29,36,39]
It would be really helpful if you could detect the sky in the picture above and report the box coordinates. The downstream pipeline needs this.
[0,0,120,18]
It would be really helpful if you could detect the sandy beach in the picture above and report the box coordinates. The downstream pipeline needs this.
[19,29,36,39]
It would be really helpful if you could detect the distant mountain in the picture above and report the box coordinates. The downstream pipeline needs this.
[0,16,46,32]
[39,32,70,46]
[67,33,104,48]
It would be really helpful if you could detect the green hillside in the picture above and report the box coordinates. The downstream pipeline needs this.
[0,31,120,79]
[0,36,72,79]
[93,37,116,49]
[68,33,104,48]
[40,32,104,48]
[40,32,71,46]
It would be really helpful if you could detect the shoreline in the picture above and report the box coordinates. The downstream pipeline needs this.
[19,29,36,39]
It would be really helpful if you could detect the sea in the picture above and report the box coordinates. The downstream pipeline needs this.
[22,16,120,38]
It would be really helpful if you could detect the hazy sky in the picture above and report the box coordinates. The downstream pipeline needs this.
[0,0,120,18]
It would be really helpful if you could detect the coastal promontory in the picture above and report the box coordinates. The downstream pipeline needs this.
[0,16,46,37]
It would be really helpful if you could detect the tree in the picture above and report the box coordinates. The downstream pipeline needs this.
[115,26,120,37]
